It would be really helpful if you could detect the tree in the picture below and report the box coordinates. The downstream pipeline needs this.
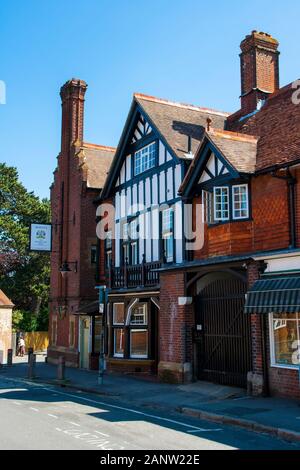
[0,163,50,326]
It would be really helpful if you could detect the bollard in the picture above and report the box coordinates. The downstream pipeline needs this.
[57,355,65,381]
[7,349,13,366]
[28,353,36,379]
[28,347,34,363]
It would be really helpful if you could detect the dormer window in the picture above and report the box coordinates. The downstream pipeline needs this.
[134,142,156,176]
[203,183,249,224]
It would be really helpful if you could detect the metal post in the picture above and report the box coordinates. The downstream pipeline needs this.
[57,356,65,381]
[28,347,34,363]
[28,353,36,379]
[7,349,13,366]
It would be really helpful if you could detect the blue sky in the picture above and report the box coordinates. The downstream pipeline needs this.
[1,0,300,199]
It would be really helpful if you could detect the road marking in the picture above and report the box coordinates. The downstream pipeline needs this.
[30,407,39,412]
[187,428,222,433]
[48,414,58,419]
[95,430,110,437]
[68,421,80,427]
[3,377,222,434]
[13,401,21,406]
[38,386,221,433]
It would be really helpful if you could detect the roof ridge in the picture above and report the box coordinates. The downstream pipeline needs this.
[83,142,116,151]
[208,128,258,143]
[134,93,230,117]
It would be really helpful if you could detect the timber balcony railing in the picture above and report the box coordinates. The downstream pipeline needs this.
[107,256,161,289]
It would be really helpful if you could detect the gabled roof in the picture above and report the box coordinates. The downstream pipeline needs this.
[179,129,258,195]
[134,93,229,159]
[78,143,115,189]
[227,82,300,171]
[100,93,229,199]
[0,290,14,308]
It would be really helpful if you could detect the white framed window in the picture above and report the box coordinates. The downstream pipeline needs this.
[232,184,249,219]
[202,190,214,224]
[114,328,124,357]
[162,207,174,262]
[130,303,148,325]
[214,186,229,221]
[134,142,156,176]
[130,329,148,358]
[113,303,125,325]
[269,313,300,369]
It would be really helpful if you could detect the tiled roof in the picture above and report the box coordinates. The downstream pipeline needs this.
[80,143,115,189]
[0,290,14,308]
[227,82,300,171]
[134,93,229,159]
[207,129,258,173]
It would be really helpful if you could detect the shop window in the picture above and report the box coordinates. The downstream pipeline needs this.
[128,303,148,359]
[270,313,300,368]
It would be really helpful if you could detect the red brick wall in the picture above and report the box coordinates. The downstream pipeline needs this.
[159,271,194,383]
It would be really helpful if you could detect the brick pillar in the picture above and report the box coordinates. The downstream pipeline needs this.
[247,261,265,396]
[158,271,193,384]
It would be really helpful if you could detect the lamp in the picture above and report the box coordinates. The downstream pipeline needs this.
[59,260,77,278]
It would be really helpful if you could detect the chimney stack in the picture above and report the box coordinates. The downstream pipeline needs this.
[240,31,279,115]
[60,78,87,154]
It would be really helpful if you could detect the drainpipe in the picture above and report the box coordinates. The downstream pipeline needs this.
[271,169,297,248]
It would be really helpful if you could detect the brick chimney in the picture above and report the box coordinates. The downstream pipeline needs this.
[60,78,87,154]
[240,31,279,115]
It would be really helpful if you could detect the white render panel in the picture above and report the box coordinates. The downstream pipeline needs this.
[159,141,165,165]
[174,201,183,263]
[139,213,145,263]
[174,164,182,194]
[120,189,126,218]
[126,155,131,181]
[120,162,126,184]
[159,171,165,203]
[166,167,173,201]
[152,208,160,261]
[115,222,120,267]
[152,174,158,205]
[199,171,211,183]
[132,183,138,210]
[145,211,152,262]
[166,151,172,162]
[138,180,144,209]
[126,187,132,216]
[207,153,216,176]
[115,191,120,220]
[145,177,151,207]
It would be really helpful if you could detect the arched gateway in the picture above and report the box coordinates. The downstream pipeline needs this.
[194,272,252,388]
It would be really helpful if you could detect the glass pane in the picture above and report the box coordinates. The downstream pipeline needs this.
[114,329,124,356]
[163,234,173,262]
[273,319,298,365]
[113,303,124,325]
[130,329,148,357]
[130,304,147,325]
[131,242,138,265]
[134,143,156,176]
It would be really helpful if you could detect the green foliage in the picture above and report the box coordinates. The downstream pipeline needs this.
[0,163,51,330]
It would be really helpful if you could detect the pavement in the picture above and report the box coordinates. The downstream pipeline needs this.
[1,354,300,446]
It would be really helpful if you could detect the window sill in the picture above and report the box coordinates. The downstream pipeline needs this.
[270,363,300,371]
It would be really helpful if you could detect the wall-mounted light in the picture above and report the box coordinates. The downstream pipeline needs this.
[59,260,78,279]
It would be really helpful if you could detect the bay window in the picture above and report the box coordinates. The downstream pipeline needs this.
[270,313,300,368]
[232,184,249,219]
[214,186,229,221]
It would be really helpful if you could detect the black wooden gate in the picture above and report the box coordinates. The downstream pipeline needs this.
[195,277,252,388]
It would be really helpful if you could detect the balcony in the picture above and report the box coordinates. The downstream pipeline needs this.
[108,259,161,289]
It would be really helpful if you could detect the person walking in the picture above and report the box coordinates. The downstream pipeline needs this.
[19,336,25,357]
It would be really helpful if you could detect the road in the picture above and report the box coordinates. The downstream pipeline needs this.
[0,374,299,450]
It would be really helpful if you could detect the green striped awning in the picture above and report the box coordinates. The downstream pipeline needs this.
[244,276,300,314]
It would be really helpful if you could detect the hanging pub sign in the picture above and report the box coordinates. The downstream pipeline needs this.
[29,223,52,252]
